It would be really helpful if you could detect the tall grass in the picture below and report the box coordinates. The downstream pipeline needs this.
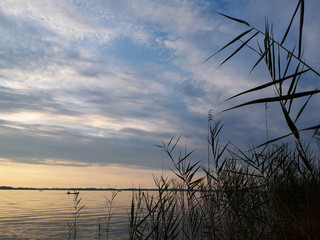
[128,0,320,239]
[128,122,319,239]
[104,190,118,240]
[67,190,85,240]
[93,189,119,240]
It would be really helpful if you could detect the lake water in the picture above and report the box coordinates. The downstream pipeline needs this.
[0,190,134,239]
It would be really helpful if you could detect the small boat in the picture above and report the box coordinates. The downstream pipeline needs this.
[67,191,79,195]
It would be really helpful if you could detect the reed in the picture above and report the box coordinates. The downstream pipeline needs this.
[93,189,119,240]
[128,122,319,239]
[129,0,319,238]
[67,190,85,240]
[104,189,118,240]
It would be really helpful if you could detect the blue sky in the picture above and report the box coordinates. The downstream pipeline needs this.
[0,0,319,188]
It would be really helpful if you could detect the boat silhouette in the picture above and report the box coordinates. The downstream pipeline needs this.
[66,191,79,195]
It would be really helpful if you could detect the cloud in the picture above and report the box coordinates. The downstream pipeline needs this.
[0,0,113,42]
[0,0,319,188]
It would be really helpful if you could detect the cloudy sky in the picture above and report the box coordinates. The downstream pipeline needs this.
[0,0,319,188]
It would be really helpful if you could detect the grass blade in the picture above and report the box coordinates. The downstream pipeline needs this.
[256,124,320,148]
[294,93,313,123]
[216,12,251,27]
[222,89,320,112]
[219,31,259,67]
[249,44,268,73]
[298,0,304,58]
[286,63,302,99]
[281,0,301,45]
[224,69,309,102]
[204,28,253,63]
[280,102,299,139]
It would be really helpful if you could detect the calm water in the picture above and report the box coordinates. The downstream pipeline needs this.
[0,190,134,239]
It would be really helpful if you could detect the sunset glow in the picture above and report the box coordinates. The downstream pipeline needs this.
[0,158,167,188]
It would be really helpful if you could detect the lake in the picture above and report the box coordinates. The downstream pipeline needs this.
[0,190,134,239]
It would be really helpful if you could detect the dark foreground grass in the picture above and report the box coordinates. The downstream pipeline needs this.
[127,120,320,240]
[68,123,319,239]
[128,1,320,238]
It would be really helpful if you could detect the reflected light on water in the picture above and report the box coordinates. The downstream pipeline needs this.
[0,190,133,239]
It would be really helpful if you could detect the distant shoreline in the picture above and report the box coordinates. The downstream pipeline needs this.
[0,186,215,192]
[0,186,157,191]
[0,186,200,192]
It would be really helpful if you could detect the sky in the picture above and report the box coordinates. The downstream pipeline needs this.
[0,0,319,188]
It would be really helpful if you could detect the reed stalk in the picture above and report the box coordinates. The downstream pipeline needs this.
[67,190,85,240]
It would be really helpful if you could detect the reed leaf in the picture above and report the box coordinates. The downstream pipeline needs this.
[130,196,134,230]
[250,42,268,73]
[286,63,302,103]
[256,124,320,148]
[281,0,302,45]
[224,69,309,102]
[222,89,320,112]
[277,44,281,84]
[177,150,195,165]
[296,141,312,172]
[215,8,320,77]
[280,101,300,140]
[283,46,296,77]
[216,12,251,27]
[294,93,313,123]
[204,28,253,63]
[298,0,304,58]
[219,31,259,67]
[271,27,276,81]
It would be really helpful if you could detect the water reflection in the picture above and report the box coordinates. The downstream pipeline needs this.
[0,190,132,239]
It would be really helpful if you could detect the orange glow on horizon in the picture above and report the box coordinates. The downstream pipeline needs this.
[0,158,171,189]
